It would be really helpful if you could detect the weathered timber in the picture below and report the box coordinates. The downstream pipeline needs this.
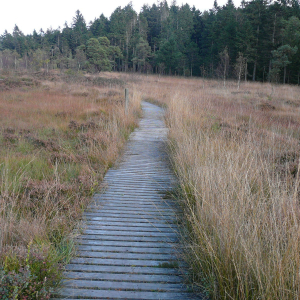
[54,102,203,300]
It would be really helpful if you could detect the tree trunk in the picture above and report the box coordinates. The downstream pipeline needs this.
[223,61,226,88]
[245,61,247,82]
[252,60,257,81]
[268,59,272,82]
[283,66,286,84]
[237,64,242,90]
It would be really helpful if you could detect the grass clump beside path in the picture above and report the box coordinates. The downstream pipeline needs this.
[0,71,141,299]
[130,73,300,299]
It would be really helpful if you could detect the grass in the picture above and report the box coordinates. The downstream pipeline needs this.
[0,72,141,298]
[126,73,300,299]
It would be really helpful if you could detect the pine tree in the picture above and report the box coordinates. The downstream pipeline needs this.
[86,38,111,72]
[132,37,151,72]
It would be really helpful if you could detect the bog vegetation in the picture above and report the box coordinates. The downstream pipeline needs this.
[0,71,141,298]
[1,69,300,299]
[132,74,300,299]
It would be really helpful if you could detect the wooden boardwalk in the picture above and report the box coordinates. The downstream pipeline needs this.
[54,102,201,300]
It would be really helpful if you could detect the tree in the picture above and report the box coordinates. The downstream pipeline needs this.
[281,16,300,83]
[109,4,137,71]
[243,0,270,81]
[12,25,27,56]
[90,14,110,38]
[271,44,298,83]
[235,52,247,89]
[86,38,111,72]
[72,10,88,50]
[156,36,182,75]
[75,45,87,71]
[32,48,50,72]
[132,37,151,72]
[219,46,230,87]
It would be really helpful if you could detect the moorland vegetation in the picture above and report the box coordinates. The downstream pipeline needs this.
[0,71,140,298]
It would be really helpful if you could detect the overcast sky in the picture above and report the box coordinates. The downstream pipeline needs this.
[1,0,241,35]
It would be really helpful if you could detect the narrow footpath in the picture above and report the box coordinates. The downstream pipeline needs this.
[55,102,200,300]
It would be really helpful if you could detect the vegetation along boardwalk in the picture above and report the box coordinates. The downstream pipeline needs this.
[54,102,201,300]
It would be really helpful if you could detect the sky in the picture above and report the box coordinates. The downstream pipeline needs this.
[0,0,241,35]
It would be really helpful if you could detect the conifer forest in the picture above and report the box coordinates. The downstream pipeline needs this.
[1,0,300,84]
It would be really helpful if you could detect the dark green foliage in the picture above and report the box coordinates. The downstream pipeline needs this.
[86,38,111,72]
[156,36,182,74]
[1,2,300,83]
[271,44,298,83]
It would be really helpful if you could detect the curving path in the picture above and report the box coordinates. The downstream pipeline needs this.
[55,102,201,300]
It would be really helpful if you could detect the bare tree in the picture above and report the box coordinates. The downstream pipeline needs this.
[235,52,247,90]
[219,47,229,88]
[200,65,207,89]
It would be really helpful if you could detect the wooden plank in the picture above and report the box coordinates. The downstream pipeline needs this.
[69,257,179,267]
[90,199,173,206]
[76,240,175,248]
[88,203,175,211]
[84,210,176,217]
[56,288,194,299]
[83,230,178,238]
[83,212,174,219]
[78,234,178,242]
[62,279,186,292]
[85,221,177,228]
[86,207,175,214]
[65,264,178,275]
[82,217,173,223]
[84,225,177,233]
[77,251,176,260]
[64,271,182,283]
[92,200,171,206]
[77,245,175,254]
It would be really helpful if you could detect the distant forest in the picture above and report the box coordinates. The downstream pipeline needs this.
[1,0,300,84]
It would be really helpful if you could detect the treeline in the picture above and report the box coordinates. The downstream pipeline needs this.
[1,0,300,83]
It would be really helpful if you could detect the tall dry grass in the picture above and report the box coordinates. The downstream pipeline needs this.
[131,74,300,299]
[0,73,141,297]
